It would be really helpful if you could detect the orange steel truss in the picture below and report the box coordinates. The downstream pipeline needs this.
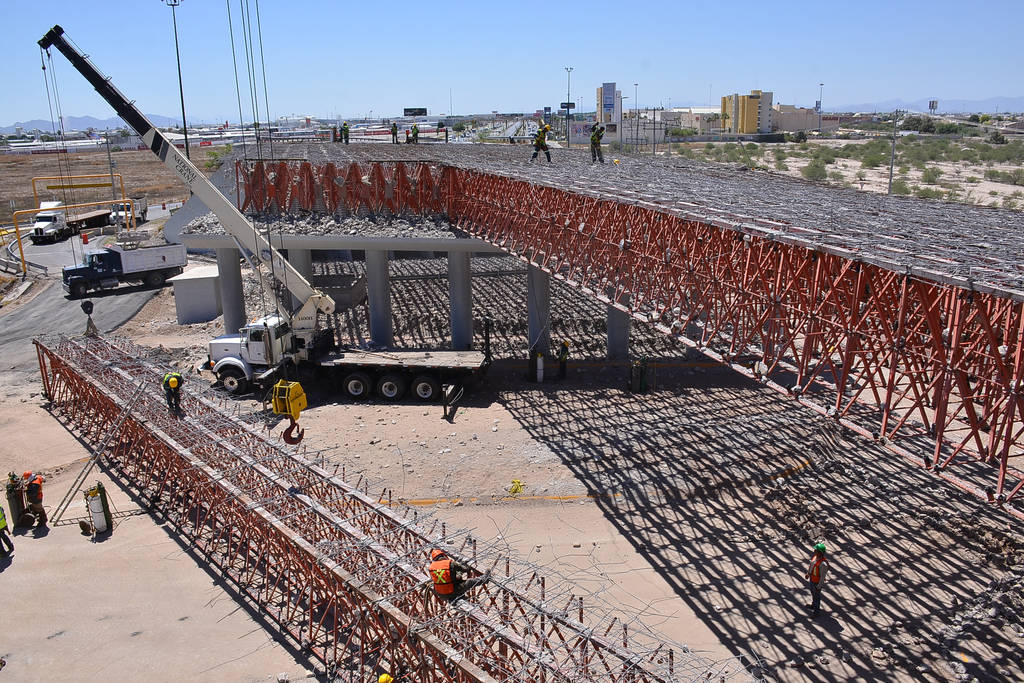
[36,334,709,681]
[236,160,1024,516]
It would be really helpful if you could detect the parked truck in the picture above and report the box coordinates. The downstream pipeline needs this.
[29,202,111,244]
[110,195,148,225]
[43,24,491,401]
[62,243,187,298]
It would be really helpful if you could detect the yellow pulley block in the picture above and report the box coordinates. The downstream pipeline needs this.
[271,380,307,444]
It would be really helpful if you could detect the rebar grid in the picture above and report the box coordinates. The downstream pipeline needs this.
[34,334,746,681]
[224,155,1024,512]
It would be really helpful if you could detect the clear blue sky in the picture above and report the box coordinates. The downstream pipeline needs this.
[3,0,1021,125]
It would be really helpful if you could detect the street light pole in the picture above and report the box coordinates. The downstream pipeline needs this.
[163,0,190,159]
[888,109,902,194]
[633,83,639,152]
[817,82,824,134]
[565,66,573,149]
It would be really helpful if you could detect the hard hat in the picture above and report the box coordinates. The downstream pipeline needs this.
[562,340,569,346]
[814,542,826,553]
[169,377,179,389]
[545,124,551,130]
[379,675,394,683]
[431,549,446,560]
[613,159,620,165]
[23,471,32,480]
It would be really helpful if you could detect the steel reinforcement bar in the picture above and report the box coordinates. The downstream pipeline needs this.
[236,160,1024,514]
[35,334,733,681]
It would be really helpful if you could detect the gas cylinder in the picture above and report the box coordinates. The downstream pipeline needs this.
[84,482,112,533]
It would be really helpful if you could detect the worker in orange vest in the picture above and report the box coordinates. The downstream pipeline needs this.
[804,542,830,615]
[23,471,47,527]
[427,549,491,600]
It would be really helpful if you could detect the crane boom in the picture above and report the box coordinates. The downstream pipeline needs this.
[38,25,335,329]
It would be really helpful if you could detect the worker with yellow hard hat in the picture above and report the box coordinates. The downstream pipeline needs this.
[531,123,552,162]
[162,371,184,414]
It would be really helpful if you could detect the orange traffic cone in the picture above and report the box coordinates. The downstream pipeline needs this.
[82,232,89,245]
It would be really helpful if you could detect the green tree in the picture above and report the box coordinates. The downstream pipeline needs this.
[979,114,991,123]
[921,166,942,184]
[988,130,1007,144]
[968,114,981,123]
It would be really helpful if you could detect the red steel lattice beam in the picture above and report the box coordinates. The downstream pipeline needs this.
[35,335,713,681]
[234,160,1024,515]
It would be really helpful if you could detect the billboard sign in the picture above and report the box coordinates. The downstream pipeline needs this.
[602,83,616,113]
[928,99,938,112]
[560,102,575,109]
[403,108,427,116]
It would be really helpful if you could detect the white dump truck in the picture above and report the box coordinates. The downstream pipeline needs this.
[62,243,187,298]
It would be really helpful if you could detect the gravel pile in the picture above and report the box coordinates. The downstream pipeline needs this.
[182,211,458,240]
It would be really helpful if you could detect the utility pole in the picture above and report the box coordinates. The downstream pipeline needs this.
[104,130,117,203]
[888,109,902,194]
[817,82,824,134]
[565,66,573,149]
[162,0,190,159]
[634,83,638,153]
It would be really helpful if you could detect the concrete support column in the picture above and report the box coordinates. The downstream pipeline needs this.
[606,291,631,361]
[527,265,550,356]
[448,251,473,350]
[216,247,246,334]
[365,250,392,347]
[287,248,313,312]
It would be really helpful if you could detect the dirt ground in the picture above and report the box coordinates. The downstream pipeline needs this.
[0,146,225,224]
[2,259,1023,681]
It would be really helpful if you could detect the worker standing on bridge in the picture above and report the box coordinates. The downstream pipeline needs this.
[412,124,420,144]
[0,500,13,555]
[804,542,830,616]
[531,124,552,162]
[590,124,605,163]
[163,370,184,414]
[557,341,570,379]
[391,122,399,144]
[342,122,350,145]
[427,549,491,600]
[23,471,46,527]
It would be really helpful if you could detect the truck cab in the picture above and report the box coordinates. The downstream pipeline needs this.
[29,202,66,244]
[208,315,294,393]
[62,249,122,296]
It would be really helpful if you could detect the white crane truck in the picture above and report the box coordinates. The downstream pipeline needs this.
[41,25,490,401]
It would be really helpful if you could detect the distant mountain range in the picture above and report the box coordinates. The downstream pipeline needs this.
[824,96,1024,114]
[1,114,184,134]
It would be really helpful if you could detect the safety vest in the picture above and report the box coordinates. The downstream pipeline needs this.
[557,345,569,362]
[590,128,603,144]
[163,372,183,391]
[27,475,44,504]
[342,125,349,133]
[429,558,454,594]
[0,504,7,531]
[809,555,827,584]
[534,129,547,145]
[391,124,397,133]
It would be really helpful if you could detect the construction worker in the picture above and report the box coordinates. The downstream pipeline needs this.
[163,370,184,413]
[804,542,830,616]
[23,471,46,527]
[391,122,399,144]
[427,549,491,600]
[590,124,605,163]
[411,124,419,143]
[557,341,569,379]
[0,501,13,555]
[405,129,411,144]
[531,124,552,162]
[341,122,350,145]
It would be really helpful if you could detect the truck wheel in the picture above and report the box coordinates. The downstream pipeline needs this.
[342,372,372,399]
[411,374,440,401]
[70,282,87,298]
[218,367,248,394]
[376,373,407,400]
[145,271,165,288]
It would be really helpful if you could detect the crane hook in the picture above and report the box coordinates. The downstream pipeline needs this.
[282,416,304,445]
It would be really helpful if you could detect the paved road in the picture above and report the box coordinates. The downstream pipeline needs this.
[0,279,158,371]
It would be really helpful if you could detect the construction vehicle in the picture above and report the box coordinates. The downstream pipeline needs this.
[62,242,187,298]
[29,201,111,244]
[41,25,490,401]
[110,195,148,225]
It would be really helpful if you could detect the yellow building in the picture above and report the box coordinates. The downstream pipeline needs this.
[720,90,773,134]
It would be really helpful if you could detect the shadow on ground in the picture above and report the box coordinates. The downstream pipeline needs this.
[498,362,1024,681]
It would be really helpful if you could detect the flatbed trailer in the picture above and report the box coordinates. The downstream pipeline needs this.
[314,348,489,400]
